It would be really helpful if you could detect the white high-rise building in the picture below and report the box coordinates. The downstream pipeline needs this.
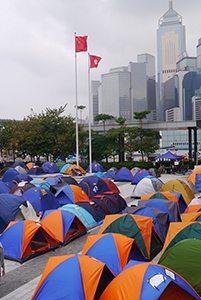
[157,0,186,120]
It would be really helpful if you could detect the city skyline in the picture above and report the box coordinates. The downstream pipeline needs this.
[0,0,201,120]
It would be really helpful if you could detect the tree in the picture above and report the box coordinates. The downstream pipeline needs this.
[94,114,114,133]
[133,110,151,127]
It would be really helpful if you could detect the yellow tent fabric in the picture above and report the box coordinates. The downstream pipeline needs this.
[160,179,194,205]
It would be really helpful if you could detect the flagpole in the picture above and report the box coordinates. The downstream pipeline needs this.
[74,32,79,169]
[88,53,92,174]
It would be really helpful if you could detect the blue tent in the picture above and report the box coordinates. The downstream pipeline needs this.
[0,181,10,194]
[12,161,28,169]
[86,162,105,173]
[132,169,153,184]
[125,206,169,242]
[0,193,26,232]
[105,167,118,179]
[60,164,72,173]
[59,204,97,228]
[93,172,108,178]
[114,167,133,182]
[21,187,60,215]
[8,174,33,189]
[79,176,119,198]
[154,150,183,160]
[2,168,20,184]
[42,162,60,174]
[138,198,181,222]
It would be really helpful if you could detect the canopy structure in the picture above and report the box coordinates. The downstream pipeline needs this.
[154,150,183,160]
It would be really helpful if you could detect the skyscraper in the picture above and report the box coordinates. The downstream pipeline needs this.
[157,0,186,120]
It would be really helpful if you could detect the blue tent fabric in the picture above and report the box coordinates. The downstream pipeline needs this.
[21,187,60,215]
[60,164,72,173]
[93,172,108,178]
[12,161,28,169]
[0,193,26,232]
[8,174,33,189]
[2,169,20,184]
[42,162,60,174]
[121,261,200,300]
[138,198,181,222]
[79,176,111,198]
[114,167,133,182]
[105,167,118,179]
[0,181,10,194]
[132,169,153,184]
[28,166,46,175]
[77,200,108,223]
[86,162,105,173]
[59,204,97,228]
[125,206,168,242]
[154,150,183,160]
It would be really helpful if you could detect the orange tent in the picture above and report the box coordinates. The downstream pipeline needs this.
[159,221,201,258]
[63,164,86,175]
[98,214,163,260]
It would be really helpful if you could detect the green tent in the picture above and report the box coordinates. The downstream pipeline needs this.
[159,239,201,294]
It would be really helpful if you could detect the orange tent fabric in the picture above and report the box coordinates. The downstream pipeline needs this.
[159,221,201,258]
[63,164,86,175]
[182,212,201,222]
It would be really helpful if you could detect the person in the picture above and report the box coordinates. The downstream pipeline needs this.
[0,242,5,277]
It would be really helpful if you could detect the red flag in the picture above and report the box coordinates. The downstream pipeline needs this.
[89,55,102,68]
[75,36,88,53]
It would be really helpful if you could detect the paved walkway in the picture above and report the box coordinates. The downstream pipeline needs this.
[0,173,187,299]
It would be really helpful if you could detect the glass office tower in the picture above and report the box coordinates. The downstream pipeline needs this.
[101,68,131,120]
[157,1,186,120]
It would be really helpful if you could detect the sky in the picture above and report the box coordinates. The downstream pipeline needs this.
[0,0,201,121]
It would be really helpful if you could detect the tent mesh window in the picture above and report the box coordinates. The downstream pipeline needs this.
[68,220,79,236]
[30,230,48,251]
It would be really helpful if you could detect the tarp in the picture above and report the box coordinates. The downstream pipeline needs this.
[114,167,133,182]
[82,233,145,276]
[131,177,164,198]
[99,260,200,300]
[154,150,184,160]
[99,214,163,260]
[31,254,114,300]
[158,239,201,295]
